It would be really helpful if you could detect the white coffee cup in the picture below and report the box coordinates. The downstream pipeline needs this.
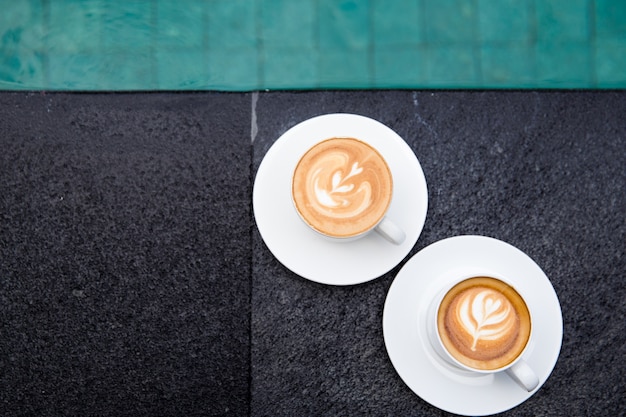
[427,273,539,391]
[291,137,405,245]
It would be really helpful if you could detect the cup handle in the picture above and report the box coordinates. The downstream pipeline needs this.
[374,217,405,245]
[505,359,539,391]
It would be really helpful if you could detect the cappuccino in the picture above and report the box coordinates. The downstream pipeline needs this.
[437,276,531,371]
[292,137,393,238]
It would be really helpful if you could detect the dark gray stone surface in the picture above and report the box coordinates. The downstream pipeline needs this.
[1,91,625,416]
[0,93,252,417]
[251,91,625,416]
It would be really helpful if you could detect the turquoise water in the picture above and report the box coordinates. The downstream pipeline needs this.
[1,0,625,90]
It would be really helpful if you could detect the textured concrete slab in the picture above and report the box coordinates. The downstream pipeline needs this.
[1,91,624,416]
[0,92,252,417]
[251,91,626,416]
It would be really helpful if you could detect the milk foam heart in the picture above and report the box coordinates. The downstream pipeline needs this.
[457,287,517,351]
[437,276,532,371]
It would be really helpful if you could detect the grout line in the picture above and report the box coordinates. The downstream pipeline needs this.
[528,0,538,87]
[472,0,483,85]
[248,138,254,416]
[588,0,597,88]
[41,0,51,89]
[251,91,259,143]
[248,132,255,416]
[254,0,264,90]
[150,0,159,89]
[313,0,321,89]
[248,90,259,413]
[368,0,375,87]
[419,0,429,82]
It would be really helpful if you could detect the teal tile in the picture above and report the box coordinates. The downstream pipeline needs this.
[481,45,535,87]
[103,51,155,90]
[1,1,44,51]
[535,0,589,42]
[156,49,208,89]
[478,0,531,42]
[0,49,44,89]
[0,54,22,84]
[48,1,103,52]
[206,0,257,50]
[372,0,422,46]
[205,48,258,90]
[318,47,371,88]
[106,52,157,90]
[48,50,157,90]
[595,0,626,40]
[262,47,318,89]
[259,0,315,49]
[3,0,623,90]
[374,46,425,87]
[426,45,477,86]
[535,42,590,87]
[595,39,626,87]
[0,1,40,29]
[424,0,476,43]
[47,52,110,89]
[100,3,154,49]
[1,2,46,88]
[155,0,205,48]
[318,0,371,49]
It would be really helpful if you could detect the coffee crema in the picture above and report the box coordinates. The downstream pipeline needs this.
[292,137,392,238]
[437,277,531,371]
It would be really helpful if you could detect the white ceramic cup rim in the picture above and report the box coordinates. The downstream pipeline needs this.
[429,272,534,374]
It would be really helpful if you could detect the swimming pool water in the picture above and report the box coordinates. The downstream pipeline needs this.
[1,0,625,90]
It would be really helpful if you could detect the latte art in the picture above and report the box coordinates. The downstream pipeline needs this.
[456,288,517,351]
[312,159,370,217]
[292,138,392,238]
[437,277,531,371]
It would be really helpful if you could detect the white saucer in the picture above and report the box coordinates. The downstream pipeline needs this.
[383,235,563,416]
[253,113,428,285]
